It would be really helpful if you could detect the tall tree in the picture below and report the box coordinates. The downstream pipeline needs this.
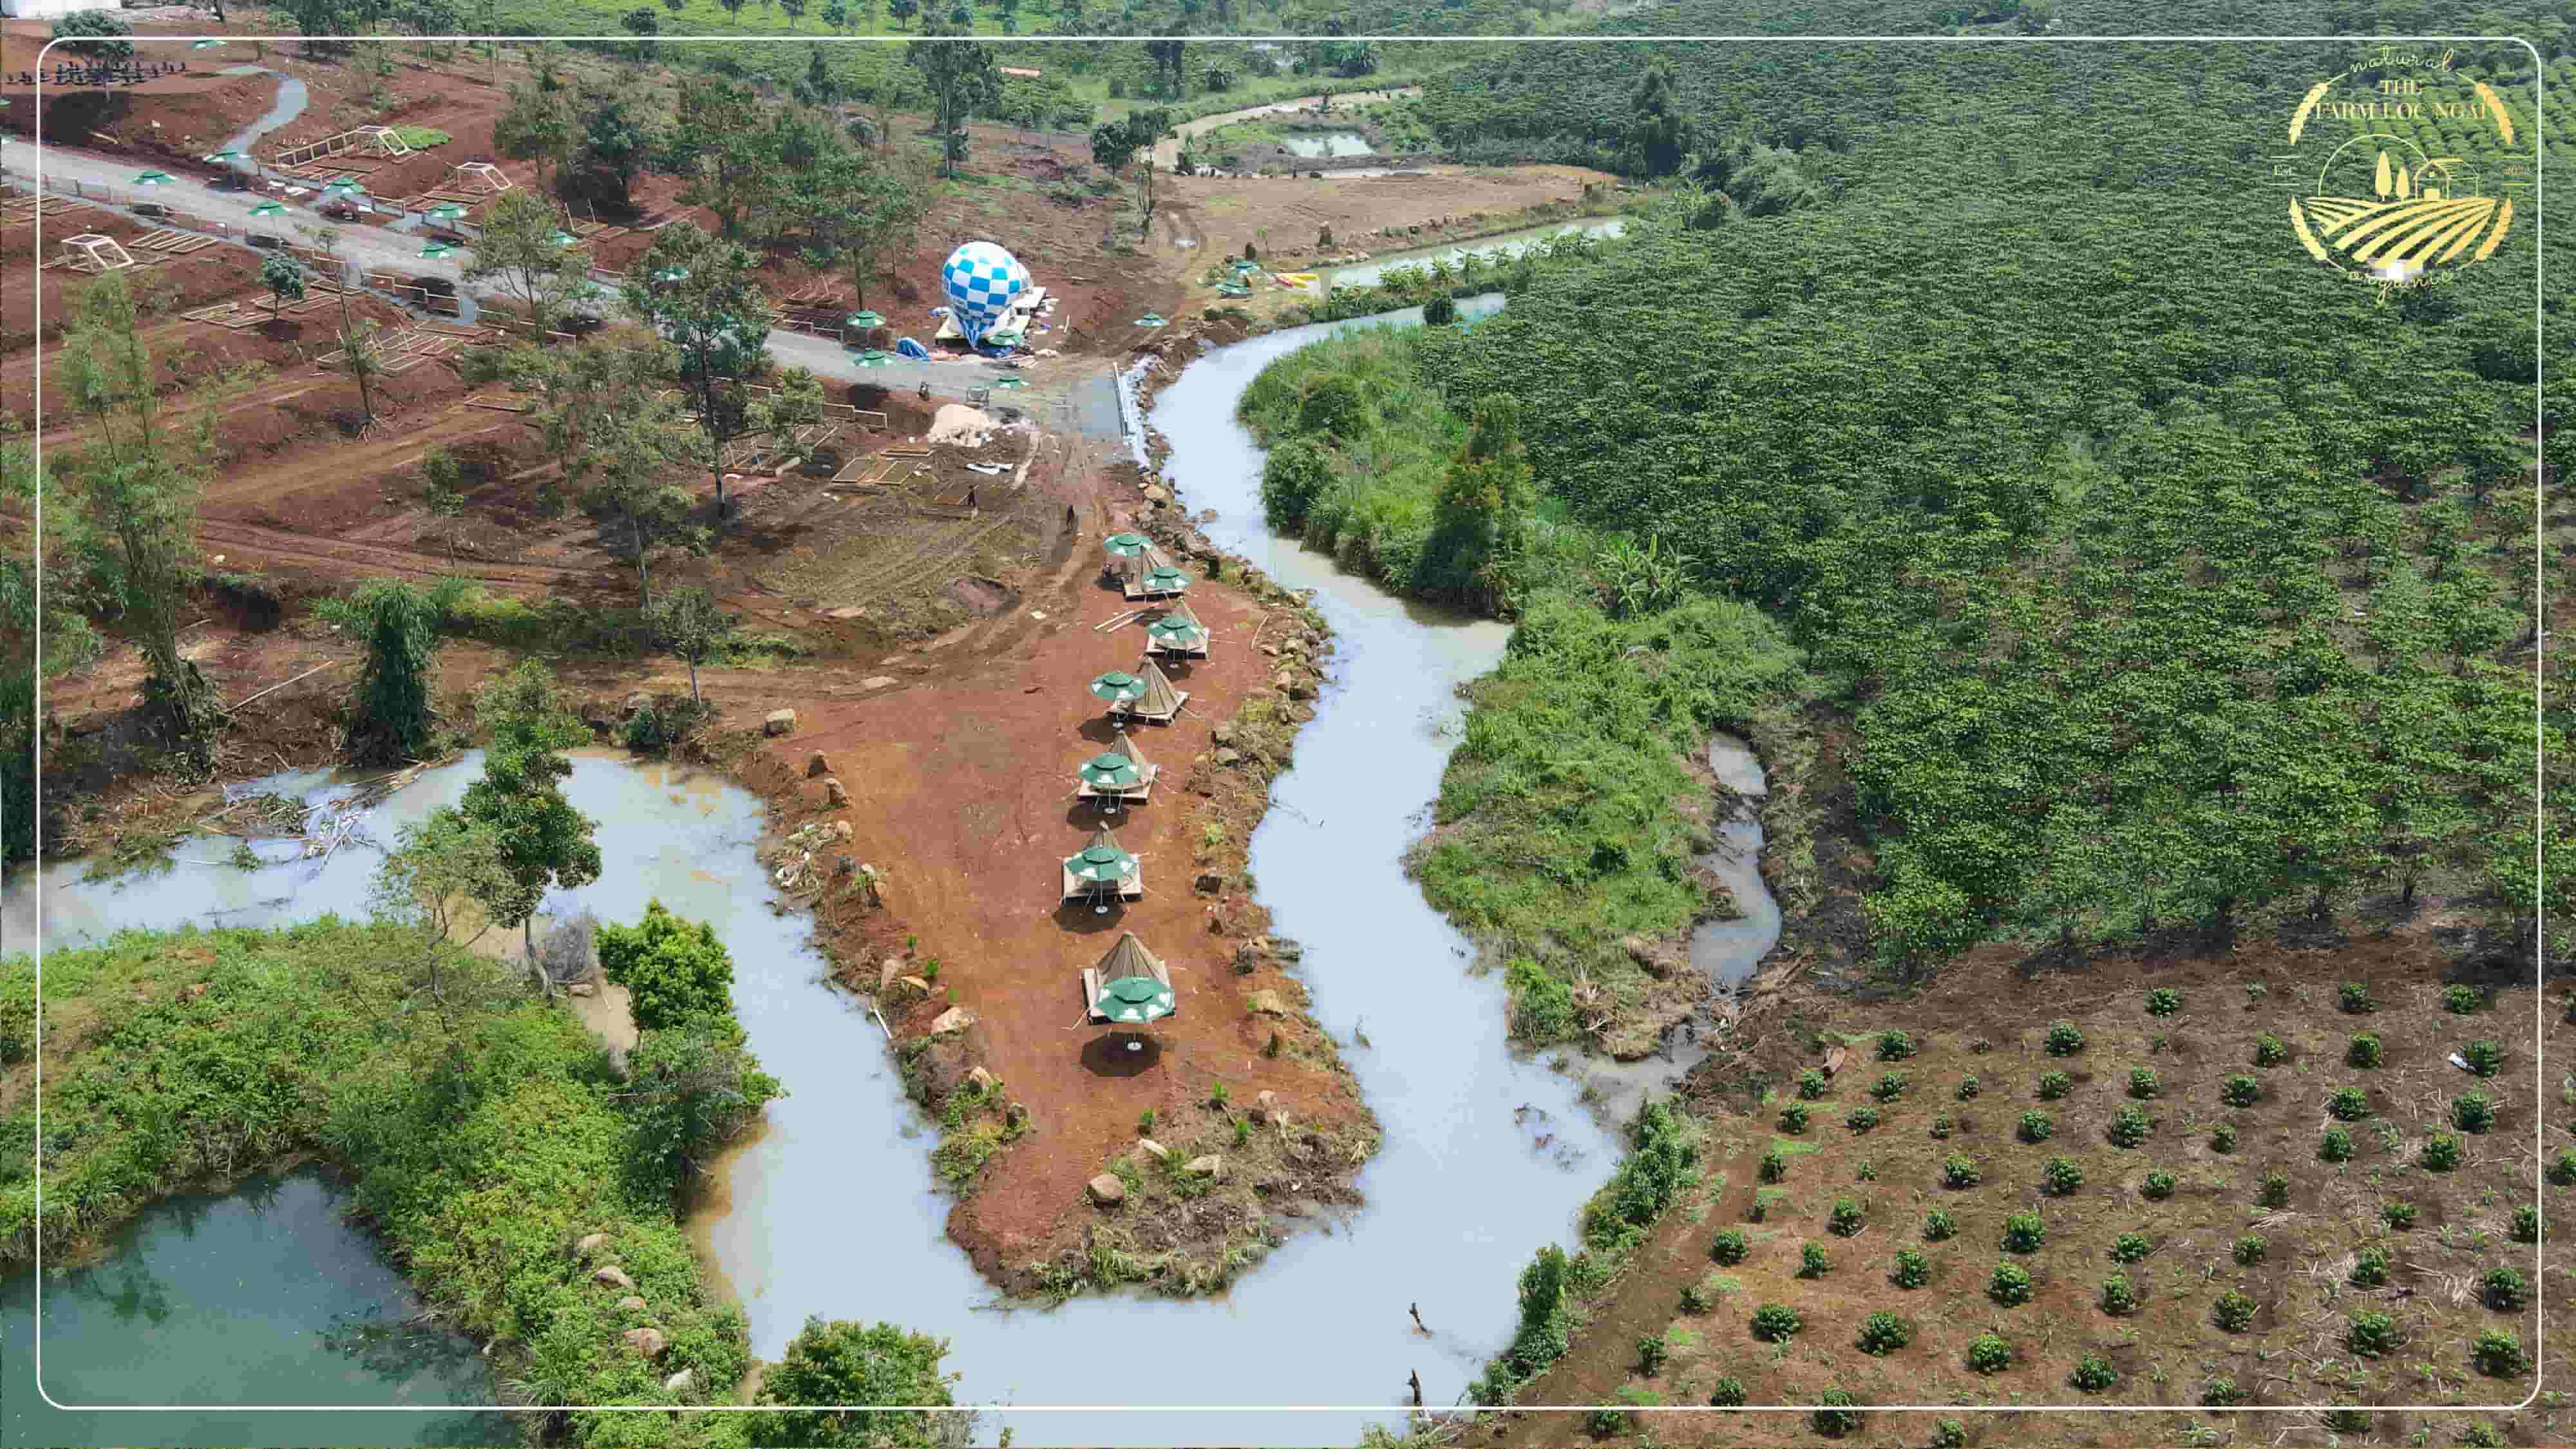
[1,434,102,864]
[459,661,601,963]
[655,79,773,240]
[625,225,794,522]
[791,148,932,312]
[1423,395,1532,612]
[887,0,918,27]
[752,1318,960,1448]
[574,88,658,211]
[907,26,999,178]
[370,806,516,1040]
[259,253,307,333]
[1627,54,1691,177]
[53,272,222,759]
[462,189,594,332]
[504,336,701,603]
[493,80,579,218]
[648,586,735,705]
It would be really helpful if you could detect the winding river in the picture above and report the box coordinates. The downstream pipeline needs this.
[3,301,1775,1446]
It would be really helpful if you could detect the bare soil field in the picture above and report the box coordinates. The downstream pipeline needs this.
[1486,930,2566,1448]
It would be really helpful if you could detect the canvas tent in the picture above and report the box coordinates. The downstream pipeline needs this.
[1081,931,1177,1026]
[1108,658,1189,726]
[1074,728,1158,810]
[1060,823,1145,910]
[1144,600,1210,659]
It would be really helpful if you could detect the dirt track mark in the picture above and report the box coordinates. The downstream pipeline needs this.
[195,518,594,596]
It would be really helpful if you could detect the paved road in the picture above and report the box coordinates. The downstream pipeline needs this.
[4,139,1129,437]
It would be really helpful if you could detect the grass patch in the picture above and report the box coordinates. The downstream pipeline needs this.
[390,125,452,149]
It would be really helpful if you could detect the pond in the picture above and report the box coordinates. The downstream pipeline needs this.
[1,1168,513,1448]
[1276,131,1381,158]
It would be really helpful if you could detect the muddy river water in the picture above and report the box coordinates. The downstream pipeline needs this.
[3,298,1774,1445]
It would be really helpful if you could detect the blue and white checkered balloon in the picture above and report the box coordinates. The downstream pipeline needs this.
[940,242,1028,346]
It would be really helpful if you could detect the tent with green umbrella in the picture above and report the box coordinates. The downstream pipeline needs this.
[1106,658,1189,725]
[248,200,289,217]
[424,202,468,222]
[1135,563,1191,599]
[321,179,364,196]
[202,149,249,165]
[1088,669,1146,707]
[1103,533,1152,557]
[1061,825,1141,914]
[846,310,884,328]
[1075,728,1153,812]
[1084,933,1176,1045]
[1144,601,1209,659]
[131,170,175,187]
[422,240,459,258]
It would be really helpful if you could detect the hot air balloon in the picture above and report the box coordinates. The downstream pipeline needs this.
[940,241,1029,348]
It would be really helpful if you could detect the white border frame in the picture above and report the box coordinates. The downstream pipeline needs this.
[22,25,2549,1425]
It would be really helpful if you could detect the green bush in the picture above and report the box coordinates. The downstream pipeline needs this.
[1942,1155,1979,1188]
[1750,1302,1802,1340]
[2351,1247,2389,1285]
[2145,987,2182,1016]
[1710,1227,1748,1264]
[1929,1113,1955,1139]
[2126,1067,2158,1099]
[2253,1032,2287,1066]
[1760,1148,1787,1182]
[2202,1376,2242,1405]
[1810,1388,1862,1438]
[2324,1408,2370,1434]
[2036,1070,2071,1100]
[2553,1150,2576,1185]
[1988,1261,2032,1305]
[2098,1273,2137,1314]
[1922,1209,1956,1241]
[2422,1132,2465,1170]
[1845,1104,1879,1133]
[1856,1309,1911,1356]
[2018,1110,2053,1143]
[2070,1354,2117,1392]
[1892,1247,1929,1288]
[2348,1309,2398,1356]
[2456,1425,2508,1448]
[1502,956,1578,1043]
[1779,1101,1810,1133]
[2340,981,2376,1013]
[1797,1067,1830,1099]
[2107,1106,2150,1148]
[2443,983,2483,1014]
[2214,1291,2258,1331]
[2210,1122,2239,1153]
[2111,1231,2151,1262]
[2347,1032,2382,1066]
[1933,1417,1967,1448]
[2462,1039,2504,1077]
[1868,1072,1906,1103]
[2483,1265,2526,1311]
[1828,1197,1866,1236]
[1707,1376,1746,1406]
[1799,1242,1833,1277]
[2320,1126,2354,1162]
[1678,1281,1711,1314]
[1634,1332,1667,1376]
[0,968,37,1066]
[2002,1209,2045,1252]
[2258,1170,2289,1207]
[1879,1029,1917,1061]
[1967,1332,2012,1372]
[2044,1021,2083,1056]
[599,900,739,1032]
[2044,1156,2084,1195]
[2234,1233,2267,1265]
[1580,1098,1701,1251]
[2329,1086,2372,1120]
[2512,1206,2541,1243]
[2384,1201,2420,1229]
[1956,1074,1979,1099]
[2454,1092,2497,1133]
[2141,1169,2176,1199]
[1583,1406,1631,1439]
[2220,1074,2260,1106]
[2472,1329,2526,1376]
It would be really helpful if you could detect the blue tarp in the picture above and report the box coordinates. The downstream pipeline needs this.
[895,336,930,359]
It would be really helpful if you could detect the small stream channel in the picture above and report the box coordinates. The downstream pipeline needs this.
[5,299,1776,1446]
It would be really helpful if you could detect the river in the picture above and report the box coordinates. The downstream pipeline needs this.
[4,301,1776,1445]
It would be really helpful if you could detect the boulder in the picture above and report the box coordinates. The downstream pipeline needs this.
[1249,990,1289,1016]
[878,958,905,990]
[1195,871,1226,895]
[593,1265,636,1291]
[567,981,596,998]
[862,676,899,690]
[1211,723,1236,747]
[623,691,651,716]
[806,752,831,778]
[621,1327,667,1358]
[1186,1155,1224,1177]
[616,1296,647,1313]
[1142,484,1171,506]
[1271,669,1295,693]
[1285,679,1317,702]
[898,974,932,995]
[830,820,855,842]
[1137,1137,1170,1162]
[574,1233,609,1260]
[663,1367,695,1395]
[1252,1090,1280,1124]
[1272,938,1305,963]
[823,777,849,808]
[1087,1173,1126,1206]
[966,1065,999,1093]
[763,708,797,737]
[1215,747,1242,766]
[929,1006,976,1036]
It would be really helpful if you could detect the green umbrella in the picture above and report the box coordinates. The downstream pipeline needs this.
[1088,670,1145,705]
[1094,974,1177,1025]
[651,265,689,283]
[550,230,578,248]
[1141,565,1190,594]
[853,350,890,367]
[422,240,459,258]
[846,310,884,328]
[1101,531,1151,558]
[248,200,288,216]
[202,149,249,164]
[1077,751,1142,791]
[132,170,175,186]
[425,202,467,221]
[1147,614,1206,647]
